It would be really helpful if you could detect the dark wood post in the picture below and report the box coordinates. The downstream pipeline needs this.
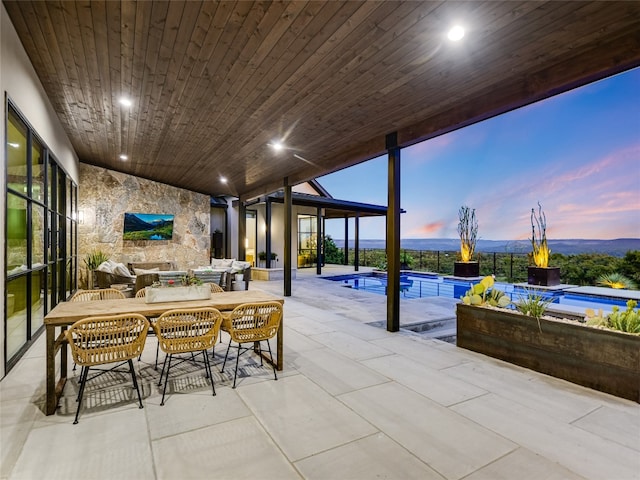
[284,180,292,297]
[316,207,322,275]
[238,201,246,261]
[344,216,349,265]
[354,212,360,271]
[266,198,272,268]
[386,132,400,332]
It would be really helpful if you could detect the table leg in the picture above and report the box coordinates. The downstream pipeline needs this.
[276,317,283,371]
[45,325,56,415]
[60,326,68,376]
[46,325,68,415]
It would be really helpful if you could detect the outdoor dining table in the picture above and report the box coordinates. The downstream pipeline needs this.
[43,289,285,415]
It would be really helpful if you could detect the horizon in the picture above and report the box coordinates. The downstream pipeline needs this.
[318,67,640,241]
[328,238,639,256]
[330,237,640,242]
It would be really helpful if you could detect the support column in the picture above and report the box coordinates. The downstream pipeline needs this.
[386,132,400,332]
[354,212,360,271]
[266,199,272,268]
[316,207,322,275]
[322,217,326,267]
[284,180,292,297]
[238,201,246,261]
[343,216,349,265]
[224,208,229,259]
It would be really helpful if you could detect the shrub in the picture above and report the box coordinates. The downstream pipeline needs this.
[323,235,344,264]
[461,276,511,308]
[83,250,110,270]
[597,273,637,290]
[586,300,640,334]
[515,289,554,320]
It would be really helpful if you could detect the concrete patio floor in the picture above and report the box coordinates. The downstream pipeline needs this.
[1,265,638,479]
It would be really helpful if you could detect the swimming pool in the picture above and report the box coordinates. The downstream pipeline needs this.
[323,272,632,311]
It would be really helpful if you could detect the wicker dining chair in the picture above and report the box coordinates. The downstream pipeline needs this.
[206,282,225,352]
[69,288,128,371]
[71,288,126,302]
[65,314,149,424]
[221,302,282,388]
[134,286,162,366]
[208,282,225,294]
[153,307,222,405]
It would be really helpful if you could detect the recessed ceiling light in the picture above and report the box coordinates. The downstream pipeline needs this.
[220,176,227,183]
[448,25,465,41]
[119,97,132,107]
[119,154,128,161]
[271,141,284,152]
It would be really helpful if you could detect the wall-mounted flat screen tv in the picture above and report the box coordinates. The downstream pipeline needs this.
[123,213,174,241]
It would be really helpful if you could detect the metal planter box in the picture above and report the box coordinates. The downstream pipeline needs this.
[456,303,640,403]
[527,266,560,286]
[454,261,480,278]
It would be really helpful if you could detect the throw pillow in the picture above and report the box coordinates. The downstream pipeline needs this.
[210,258,223,268]
[113,263,132,277]
[231,260,250,273]
[96,261,113,273]
[211,258,235,268]
[134,267,160,275]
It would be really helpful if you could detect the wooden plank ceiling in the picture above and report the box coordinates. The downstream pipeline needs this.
[4,1,640,200]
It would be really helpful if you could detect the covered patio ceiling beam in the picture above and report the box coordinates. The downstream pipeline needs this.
[241,35,640,201]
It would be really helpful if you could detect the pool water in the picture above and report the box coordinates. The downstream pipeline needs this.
[323,272,630,311]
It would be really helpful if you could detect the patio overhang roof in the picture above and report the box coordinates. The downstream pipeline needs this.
[4,1,640,199]
[248,192,398,219]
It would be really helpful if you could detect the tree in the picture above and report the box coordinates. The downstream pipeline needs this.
[555,253,622,286]
[619,250,640,284]
[323,235,344,264]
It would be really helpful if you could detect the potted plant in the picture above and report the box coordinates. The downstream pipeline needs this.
[454,205,479,277]
[456,276,640,402]
[258,251,277,267]
[83,250,110,288]
[527,202,560,286]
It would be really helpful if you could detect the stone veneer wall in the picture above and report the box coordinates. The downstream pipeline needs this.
[78,164,210,283]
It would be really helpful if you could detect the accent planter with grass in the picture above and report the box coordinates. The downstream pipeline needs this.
[456,303,640,403]
[145,285,211,303]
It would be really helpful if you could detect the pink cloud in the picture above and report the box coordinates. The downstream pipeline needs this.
[545,144,639,193]
[416,221,445,235]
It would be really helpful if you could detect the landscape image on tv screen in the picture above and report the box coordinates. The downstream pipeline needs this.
[123,213,174,240]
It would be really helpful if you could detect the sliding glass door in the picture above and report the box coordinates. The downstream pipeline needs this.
[5,102,77,371]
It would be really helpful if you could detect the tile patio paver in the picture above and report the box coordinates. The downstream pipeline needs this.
[1,267,638,480]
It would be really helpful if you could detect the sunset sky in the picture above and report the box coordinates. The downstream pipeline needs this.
[319,67,640,241]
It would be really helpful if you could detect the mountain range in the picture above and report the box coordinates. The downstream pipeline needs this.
[332,238,639,257]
